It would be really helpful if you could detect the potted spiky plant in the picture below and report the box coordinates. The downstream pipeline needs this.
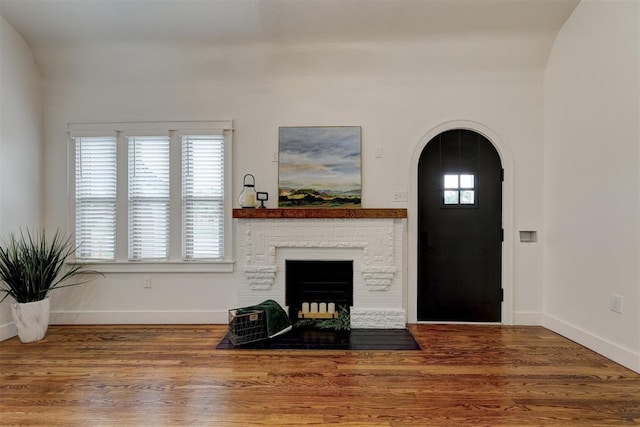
[0,229,101,343]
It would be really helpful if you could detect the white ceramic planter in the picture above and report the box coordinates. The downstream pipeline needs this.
[10,297,50,343]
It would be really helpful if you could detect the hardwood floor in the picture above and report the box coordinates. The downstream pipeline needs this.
[1,324,639,426]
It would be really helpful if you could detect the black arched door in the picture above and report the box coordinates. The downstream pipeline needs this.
[418,129,503,322]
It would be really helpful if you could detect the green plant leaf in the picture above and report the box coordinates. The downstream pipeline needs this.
[294,305,351,331]
[0,228,103,304]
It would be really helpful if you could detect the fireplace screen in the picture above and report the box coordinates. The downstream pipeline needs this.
[285,260,354,323]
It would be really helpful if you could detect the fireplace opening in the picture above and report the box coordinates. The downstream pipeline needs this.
[285,260,354,323]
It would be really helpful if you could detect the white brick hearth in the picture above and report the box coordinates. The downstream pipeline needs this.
[234,213,407,328]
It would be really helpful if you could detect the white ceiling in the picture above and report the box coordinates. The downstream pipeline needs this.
[1,0,579,48]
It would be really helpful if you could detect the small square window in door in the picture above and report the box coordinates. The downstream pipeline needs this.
[443,173,476,207]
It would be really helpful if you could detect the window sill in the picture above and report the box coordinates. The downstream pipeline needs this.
[69,260,235,274]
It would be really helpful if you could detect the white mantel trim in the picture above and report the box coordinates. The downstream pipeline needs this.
[236,217,406,328]
[241,218,398,291]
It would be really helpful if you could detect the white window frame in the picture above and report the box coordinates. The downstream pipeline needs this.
[68,121,234,273]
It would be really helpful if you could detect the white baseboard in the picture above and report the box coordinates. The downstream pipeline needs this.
[50,310,229,325]
[543,313,640,374]
[0,321,17,342]
[513,311,543,325]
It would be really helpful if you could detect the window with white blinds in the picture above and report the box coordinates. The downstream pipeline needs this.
[182,136,224,259]
[74,136,117,261]
[69,121,232,269]
[128,136,170,260]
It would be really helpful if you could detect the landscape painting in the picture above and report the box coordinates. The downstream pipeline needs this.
[279,126,361,208]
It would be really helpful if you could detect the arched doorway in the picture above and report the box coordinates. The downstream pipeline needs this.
[417,129,503,322]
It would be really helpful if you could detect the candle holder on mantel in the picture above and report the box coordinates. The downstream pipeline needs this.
[238,174,257,208]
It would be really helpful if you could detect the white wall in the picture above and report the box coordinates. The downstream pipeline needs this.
[543,0,640,372]
[0,15,43,340]
[37,34,547,327]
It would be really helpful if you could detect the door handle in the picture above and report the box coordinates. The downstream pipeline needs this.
[419,232,431,251]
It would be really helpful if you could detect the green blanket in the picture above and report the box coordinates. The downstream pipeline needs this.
[238,299,292,338]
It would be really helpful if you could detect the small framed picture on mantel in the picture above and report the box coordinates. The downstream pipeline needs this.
[278,126,361,208]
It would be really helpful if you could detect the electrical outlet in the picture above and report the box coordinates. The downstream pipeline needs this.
[143,275,152,289]
[393,192,408,202]
[610,293,623,314]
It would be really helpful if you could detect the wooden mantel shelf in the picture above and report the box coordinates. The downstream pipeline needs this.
[233,208,407,219]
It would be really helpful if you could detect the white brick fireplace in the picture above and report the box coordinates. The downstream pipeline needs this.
[234,209,407,328]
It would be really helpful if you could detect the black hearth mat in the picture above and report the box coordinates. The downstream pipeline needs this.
[216,328,421,350]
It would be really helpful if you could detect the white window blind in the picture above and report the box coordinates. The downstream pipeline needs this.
[128,136,170,260]
[182,135,225,259]
[69,120,233,271]
[74,136,117,261]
